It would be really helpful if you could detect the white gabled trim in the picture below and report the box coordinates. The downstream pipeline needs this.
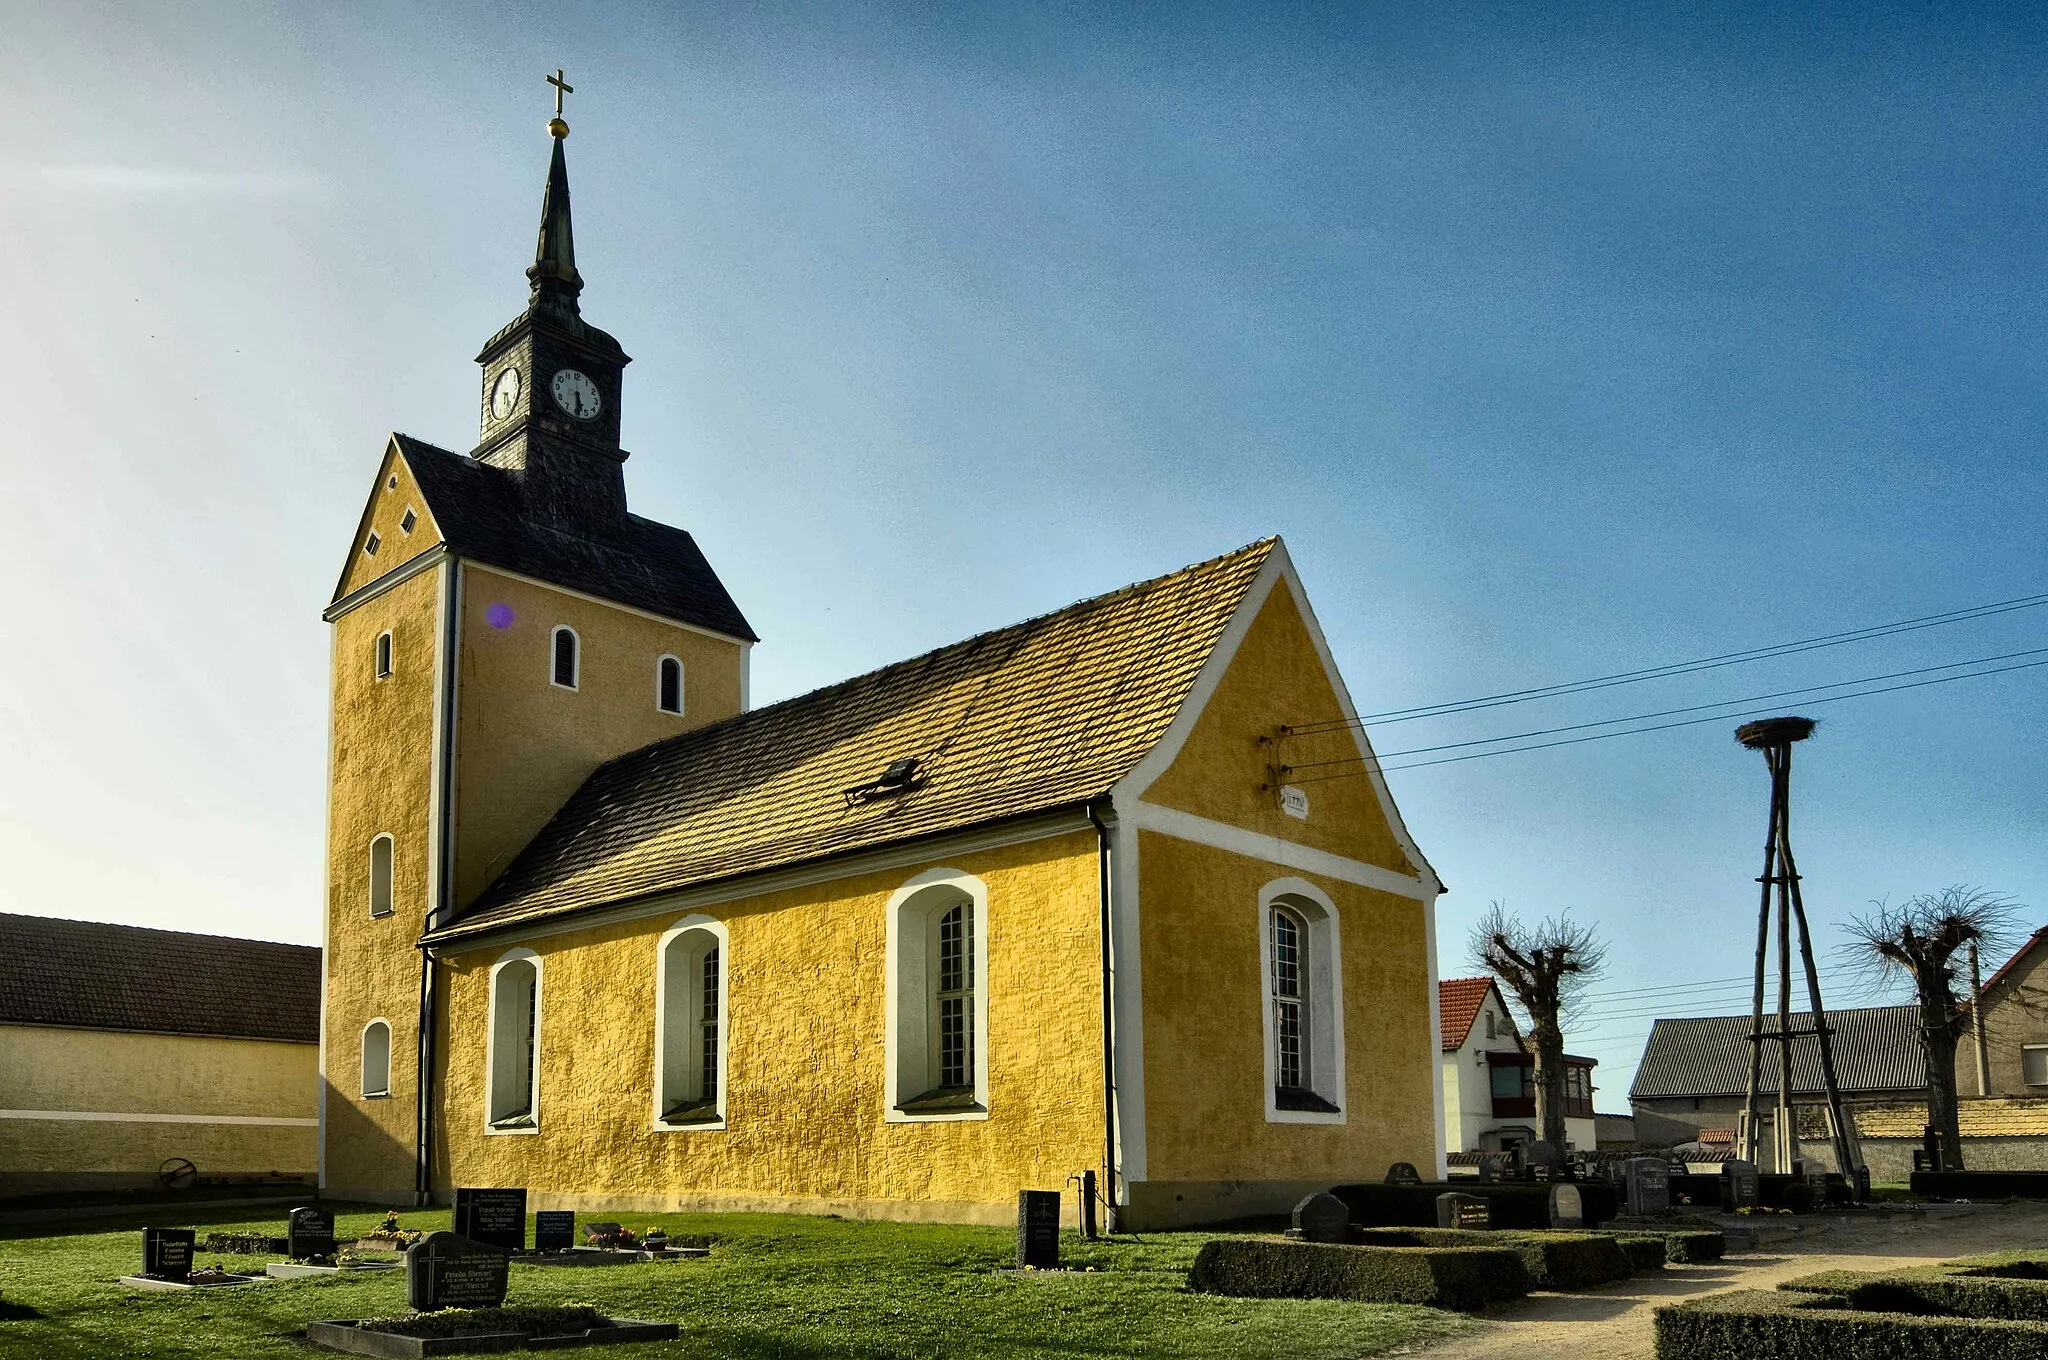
[1425,884,1447,1177]
[1131,801,1432,900]
[464,560,756,649]
[651,916,730,1132]
[883,868,992,1124]
[1258,877,1348,1125]
[0,1109,320,1128]
[739,641,753,712]
[1105,798,1146,1191]
[317,622,336,1192]
[322,543,450,622]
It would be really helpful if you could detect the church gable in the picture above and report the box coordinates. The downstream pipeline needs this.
[333,440,446,600]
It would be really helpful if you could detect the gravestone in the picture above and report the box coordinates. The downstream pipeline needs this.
[407,1231,510,1312]
[1548,1182,1585,1228]
[1017,1190,1061,1269]
[1474,1155,1497,1184]
[1623,1157,1671,1216]
[142,1228,196,1281]
[1523,1141,1561,1180]
[1436,1192,1491,1230]
[533,1210,576,1253]
[1853,1165,1872,1204]
[287,1205,336,1260]
[1383,1162,1422,1186]
[1721,1159,1760,1212]
[1290,1192,1350,1243]
[452,1187,527,1252]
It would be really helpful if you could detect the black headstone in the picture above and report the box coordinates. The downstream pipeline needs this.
[1721,1159,1760,1212]
[1548,1182,1585,1228]
[1623,1157,1671,1216]
[287,1205,337,1260]
[1853,1165,1872,1204]
[407,1231,510,1312]
[1017,1190,1061,1269]
[452,1188,527,1252]
[1436,1192,1491,1230]
[1383,1162,1422,1186]
[1290,1192,1350,1243]
[142,1227,196,1281]
[1524,1141,1561,1179]
[534,1210,576,1253]
[1474,1155,1498,1184]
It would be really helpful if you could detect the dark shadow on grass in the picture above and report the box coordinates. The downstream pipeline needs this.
[0,1199,397,1242]
[0,1301,46,1320]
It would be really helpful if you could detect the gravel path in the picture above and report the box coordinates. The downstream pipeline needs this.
[1396,1202,2048,1360]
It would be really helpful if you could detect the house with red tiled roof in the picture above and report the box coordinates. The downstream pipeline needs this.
[1438,976,1597,1159]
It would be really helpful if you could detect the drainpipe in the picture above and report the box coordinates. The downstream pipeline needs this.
[1086,800,1120,1234]
[417,558,462,1207]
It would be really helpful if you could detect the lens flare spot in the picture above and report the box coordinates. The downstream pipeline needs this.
[486,603,515,629]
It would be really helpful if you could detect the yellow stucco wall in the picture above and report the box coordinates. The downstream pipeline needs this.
[338,445,444,597]
[0,1025,315,1192]
[430,832,1103,1221]
[450,565,746,909]
[1142,581,1415,875]
[323,563,442,1200]
[1971,946,2048,1098]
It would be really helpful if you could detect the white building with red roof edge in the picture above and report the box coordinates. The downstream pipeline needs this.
[1438,976,1597,1159]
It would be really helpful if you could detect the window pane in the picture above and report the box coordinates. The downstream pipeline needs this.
[659,658,682,713]
[376,632,393,678]
[1491,1063,1521,1099]
[700,946,720,1102]
[1271,911,1301,999]
[936,904,973,1088]
[1276,999,1303,1089]
[361,1022,390,1096]
[2024,1047,2048,1086]
[553,630,576,687]
[369,837,393,917]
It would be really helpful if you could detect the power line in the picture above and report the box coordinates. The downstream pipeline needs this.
[1289,653,2048,782]
[1285,589,2048,734]
[1574,966,1858,1003]
[1284,647,2048,774]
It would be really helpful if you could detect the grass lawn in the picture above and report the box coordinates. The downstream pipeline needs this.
[0,1204,1468,1358]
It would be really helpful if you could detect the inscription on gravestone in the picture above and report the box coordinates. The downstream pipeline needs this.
[1548,1182,1584,1228]
[1623,1157,1670,1216]
[1436,1192,1491,1230]
[1721,1159,1760,1212]
[1523,1141,1560,1179]
[143,1227,196,1281]
[1017,1190,1061,1269]
[533,1210,576,1253]
[408,1232,510,1312]
[1290,1192,1350,1243]
[1383,1162,1422,1186]
[452,1187,527,1252]
[288,1205,336,1260]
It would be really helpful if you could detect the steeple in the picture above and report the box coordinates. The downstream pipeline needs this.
[527,124,583,319]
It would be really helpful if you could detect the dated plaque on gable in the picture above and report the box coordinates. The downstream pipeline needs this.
[408,1231,510,1311]
[1016,1190,1061,1269]
[452,1187,527,1252]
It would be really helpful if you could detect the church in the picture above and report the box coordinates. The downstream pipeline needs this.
[318,99,1445,1230]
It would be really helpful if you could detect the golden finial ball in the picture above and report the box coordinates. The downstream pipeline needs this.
[548,117,570,139]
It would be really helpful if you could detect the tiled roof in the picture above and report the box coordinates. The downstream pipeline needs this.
[364,435,756,642]
[1629,1006,1927,1100]
[1856,1098,2048,1139]
[0,913,319,1043]
[430,539,1279,943]
[1439,976,1502,1051]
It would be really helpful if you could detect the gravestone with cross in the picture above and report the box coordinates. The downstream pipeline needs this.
[1623,1157,1671,1216]
[533,1210,576,1253]
[452,1188,527,1252]
[142,1228,195,1281]
[1017,1190,1061,1268]
[287,1205,336,1260]
[1290,1192,1351,1243]
[1436,1193,1491,1230]
[408,1232,510,1312]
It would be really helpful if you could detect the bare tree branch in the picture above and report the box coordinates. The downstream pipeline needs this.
[1468,901,1607,1151]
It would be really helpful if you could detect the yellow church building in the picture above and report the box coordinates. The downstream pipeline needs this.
[320,109,1445,1230]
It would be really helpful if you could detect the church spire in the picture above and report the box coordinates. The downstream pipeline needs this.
[528,71,582,315]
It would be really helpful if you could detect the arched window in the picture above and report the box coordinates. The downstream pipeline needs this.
[1260,880,1346,1122]
[886,870,989,1120]
[368,835,395,918]
[656,655,684,715]
[486,952,541,1131]
[375,631,394,679]
[550,626,579,690]
[361,1019,392,1098]
[654,920,727,1127]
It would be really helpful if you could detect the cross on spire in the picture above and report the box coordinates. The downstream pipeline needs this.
[547,69,574,119]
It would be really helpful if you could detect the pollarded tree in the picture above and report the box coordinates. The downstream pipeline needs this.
[1470,902,1607,1153]
[1843,886,2022,1171]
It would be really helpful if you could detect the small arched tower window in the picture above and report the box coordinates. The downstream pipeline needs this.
[655,922,727,1126]
[1261,883,1346,1120]
[487,953,541,1130]
[368,835,395,918]
[361,1019,392,1097]
[657,656,684,715]
[550,626,579,690]
[375,631,394,680]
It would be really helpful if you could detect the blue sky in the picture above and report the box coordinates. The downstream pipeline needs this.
[2,2,2043,1099]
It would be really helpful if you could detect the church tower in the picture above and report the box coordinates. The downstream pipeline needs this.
[318,81,757,1204]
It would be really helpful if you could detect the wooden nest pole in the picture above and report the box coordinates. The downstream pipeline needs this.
[1735,716,1862,1193]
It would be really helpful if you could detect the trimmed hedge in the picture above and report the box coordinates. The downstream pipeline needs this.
[1615,1235,1667,1272]
[1661,1229,1726,1264]
[1350,1228,1632,1290]
[1778,1259,2048,1322]
[1187,1238,1531,1312]
[1329,1180,1618,1229]
[1913,1171,2048,1201]
[1657,1288,2048,1359]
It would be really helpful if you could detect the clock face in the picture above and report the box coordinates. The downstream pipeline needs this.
[550,368,602,421]
[489,366,521,420]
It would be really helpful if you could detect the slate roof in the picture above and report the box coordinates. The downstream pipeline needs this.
[429,539,1280,943]
[1629,1005,1927,1100]
[346,435,756,642]
[1439,977,1505,1051]
[0,913,320,1043]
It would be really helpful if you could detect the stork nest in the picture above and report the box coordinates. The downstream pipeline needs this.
[1736,716,1817,749]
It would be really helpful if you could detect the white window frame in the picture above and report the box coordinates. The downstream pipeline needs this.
[1258,878,1347,1124]
[375,630,394,680]
[484,949,542,1134]
[655,654,685,715]
[549,626,580,691]
[2023,1044,2048,1087]
[368,834,395,918]
[652,916,729,1131]
[361,1017,392,1098]
[884,868,990,1122]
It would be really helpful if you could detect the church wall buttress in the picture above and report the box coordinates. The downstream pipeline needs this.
[451,567,745,910]
[322,565,443,1200]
